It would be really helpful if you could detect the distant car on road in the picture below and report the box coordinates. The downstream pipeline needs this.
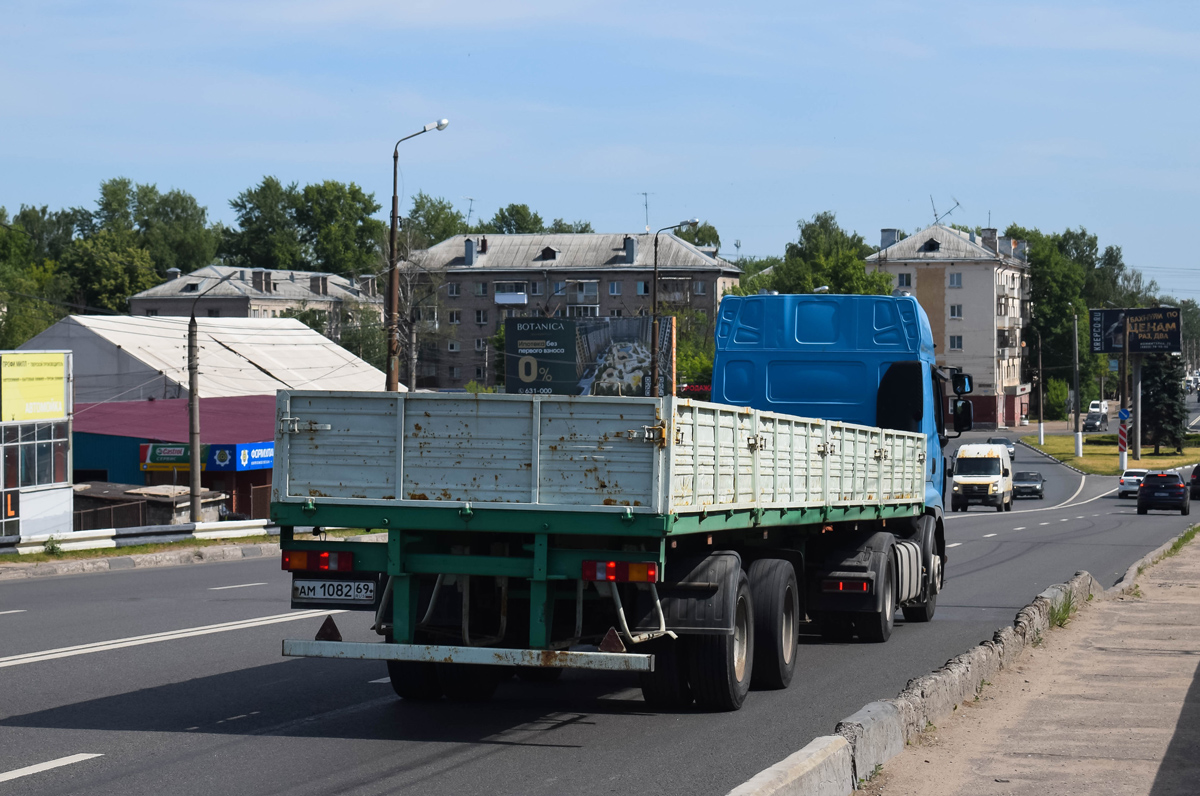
[1137,472,1190,516]
[1190,467,1200,500]
[1082,411,1109,432]
[1013,471,1046,499]
[1118,469,1148,499]
[987,436,1016,460]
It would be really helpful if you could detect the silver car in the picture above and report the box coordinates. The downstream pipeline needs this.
[1118,469,1148,499]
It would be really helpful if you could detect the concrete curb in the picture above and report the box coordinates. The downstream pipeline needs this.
[0,542,281,581]
[1107,523,1198,598]
[726,736,852,796]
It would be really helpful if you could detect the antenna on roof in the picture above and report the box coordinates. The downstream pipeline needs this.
[931,195,961,226]
[463,197,475,228]
[637,192,654,232]
[734,239,742,260]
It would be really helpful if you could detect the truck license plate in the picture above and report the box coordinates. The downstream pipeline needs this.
[293,579,376,603]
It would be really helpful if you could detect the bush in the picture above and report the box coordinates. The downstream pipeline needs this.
[1045,378,1068,421]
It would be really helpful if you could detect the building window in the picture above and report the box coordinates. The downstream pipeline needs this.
[182,283,199,293]
[475,366,486,380]
[475,338,487,352]
[5,421,70,488]
[693,280,706,295]
[252,308,260,318]
[897,273,912,288]
[574,282,598,302]
[474,282,488,297]
[449,310,461,325]
[421,363,437,377]
[530,281,542,296]
[637,281,651,295]
[448,341,460,352]
[553,281,566,296]
[553,308,563,318]
[475,309,488,324]
[495,281,526,295]
[447,283,461,297]
[609,309,623,317]
[949,272,962,288]
[449,366,461,379]
[950,304,963,319]
[609,281,622,296]
[568,305,599,317]
[949,335,963,351]
[207,309,221,317]
[145,309,158,316]
[271,310,278,317]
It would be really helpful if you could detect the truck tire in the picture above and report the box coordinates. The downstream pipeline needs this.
[386,660,444,701]
[995,500,1004,513]
[436,663,500,702]
[639,637,693,708]
[858,556,895,643]
[1004,494,1012,511]
[747,559,798,690]
[902,591,936,623]
[687,571,754,711]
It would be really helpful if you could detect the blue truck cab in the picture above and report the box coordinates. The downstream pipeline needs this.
[710,293,973,635]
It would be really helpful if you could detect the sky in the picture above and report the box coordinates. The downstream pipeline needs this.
[2,1,1198,300]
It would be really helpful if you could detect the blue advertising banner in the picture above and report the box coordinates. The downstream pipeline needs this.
[235,441,274,471]
[140,441,275,472]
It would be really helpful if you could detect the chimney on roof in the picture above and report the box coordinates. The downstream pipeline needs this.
[996,236,1014,257]
[239,270,246,281]
[252,269,272,293]
[465,237,476,266]
[166,267,181,281]
[624,235,637,264]
[479,236,488,254]
[880,229,901,249]
[1015,240,1028,261]
[981,228,998,253]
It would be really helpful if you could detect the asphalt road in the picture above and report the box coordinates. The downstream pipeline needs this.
[1,443,1195,796]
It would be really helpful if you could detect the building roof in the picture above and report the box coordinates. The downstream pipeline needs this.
[414,233,740,274]
[20,315,393,403]
[128,264,382,304]
[74,394,276,444]
[73,481,222,503]
[865,224,1027,265]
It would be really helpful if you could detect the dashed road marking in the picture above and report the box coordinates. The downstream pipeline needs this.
[0,610,26,615]
[983,533,997,538]
[1039,522,1051,526]
[1013,527,1026,531]
[1060,518,1069,522]
[209,583,268,591]
[947,542,962,548]
[0,754,104,784]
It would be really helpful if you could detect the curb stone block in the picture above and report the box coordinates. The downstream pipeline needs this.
[725,736,853,796]
[835,702,903,788]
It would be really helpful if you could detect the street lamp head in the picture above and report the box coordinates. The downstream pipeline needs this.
[424,119,450,133]
[813,285,831,293]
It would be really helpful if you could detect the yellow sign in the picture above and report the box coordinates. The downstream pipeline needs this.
[1,353,67,422]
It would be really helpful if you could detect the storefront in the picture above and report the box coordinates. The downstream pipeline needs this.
[139,440,274,518]
[0,351,73,540]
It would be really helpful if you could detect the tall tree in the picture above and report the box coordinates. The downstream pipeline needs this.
[735,212,890,296]
[295,180,386,276]
[478,203,544,234]
[60,229,159,314]
[675,220,720,250]
[404,192,468,250]
[1142,353,1187,454]
[134,185,222,275]
[546,218,594,233]
[221,177,305,270]
[12,205,82,263]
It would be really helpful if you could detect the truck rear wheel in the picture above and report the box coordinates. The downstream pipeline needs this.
[386,660,444,701]
[436,663,500,702]
[858,556,895,643]
[747,559,798,690]
[639,637,693,708]
[687,571,754,711]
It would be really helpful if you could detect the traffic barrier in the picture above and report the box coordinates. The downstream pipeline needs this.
[5,519,272,556]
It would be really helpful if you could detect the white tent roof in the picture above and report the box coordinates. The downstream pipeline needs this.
[20,316,394,403]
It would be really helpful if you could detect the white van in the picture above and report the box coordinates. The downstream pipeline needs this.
[950,443,1014,512]
[1088,400,1109,415]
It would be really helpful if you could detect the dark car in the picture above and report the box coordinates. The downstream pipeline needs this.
[1082,411,1109,432]
[1191,467,1200,500]
[987,436,1016,460]
[1013,471,1045,499]
[1137,472,1191,516]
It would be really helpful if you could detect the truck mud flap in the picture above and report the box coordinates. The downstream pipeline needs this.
[281,640,652,672]
[631,551,741,636]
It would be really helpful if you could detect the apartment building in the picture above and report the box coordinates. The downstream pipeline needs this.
[865,225,1031,428]
[409,232,740,389]
[127,264,383,340]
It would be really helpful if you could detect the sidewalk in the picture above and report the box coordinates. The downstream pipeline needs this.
[862,535,1200,796]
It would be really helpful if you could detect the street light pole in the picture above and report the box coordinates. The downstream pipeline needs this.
[387,119,449,392]
[650,219,699,397]
[1036,327,1044,446]
[1073,313,1082,458]
[188,271,235,522]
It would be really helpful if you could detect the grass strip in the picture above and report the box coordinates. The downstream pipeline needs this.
[1020,434,1200,476]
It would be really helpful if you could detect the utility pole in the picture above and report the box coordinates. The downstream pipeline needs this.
[1120,314,1129,471]
[1080,314,1089,458]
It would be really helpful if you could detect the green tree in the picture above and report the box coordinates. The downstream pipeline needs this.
[478,203,544,234]
[221,176,306,270]
[134,185,222,275]
[675,221,720,249]
[0,214,71,347]
[336,301,387,370]
[404,192,468,249]
[11,205,81,263]
[60,229,159,314]
[296,180,386,276]
[674,308,715,385]
[734,212,890,296]
[546,218,594,233]
[1044,377,1069,421]
[1142,353,1187,454]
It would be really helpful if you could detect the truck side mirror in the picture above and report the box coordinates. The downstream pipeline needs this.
[953,399,973,432]
[952,373,973,395]
[1003,468,1010,477]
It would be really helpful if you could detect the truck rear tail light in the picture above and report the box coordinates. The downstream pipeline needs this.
[822,579,870,593]
[581,561,658,583]
[282,550,354,572]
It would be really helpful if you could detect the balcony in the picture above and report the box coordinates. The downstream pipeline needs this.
[996,314,1022,329]
[494,292,528,306]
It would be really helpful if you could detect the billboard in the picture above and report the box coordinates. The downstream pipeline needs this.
[1089,308,1182,354]
[139,442,275,472]
[505,316,676,396]
[0,353,68,422]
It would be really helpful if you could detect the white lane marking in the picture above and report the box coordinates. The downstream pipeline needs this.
[1013,527,1026,531]
[0,610,26,615]
[1039,522,1051,526]
[947,476,1101,521]
[946,542,962,548]
[0,753,104,784]
[1060,518,1069,522]
[0,609,344,669]
[369,677,391,684]
[209,583,268,591]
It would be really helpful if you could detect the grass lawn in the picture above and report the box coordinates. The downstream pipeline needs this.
[1021,434,1200,476]
[0,527,378,565]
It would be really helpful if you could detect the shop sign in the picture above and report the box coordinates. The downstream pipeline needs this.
[0,353,68,422]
